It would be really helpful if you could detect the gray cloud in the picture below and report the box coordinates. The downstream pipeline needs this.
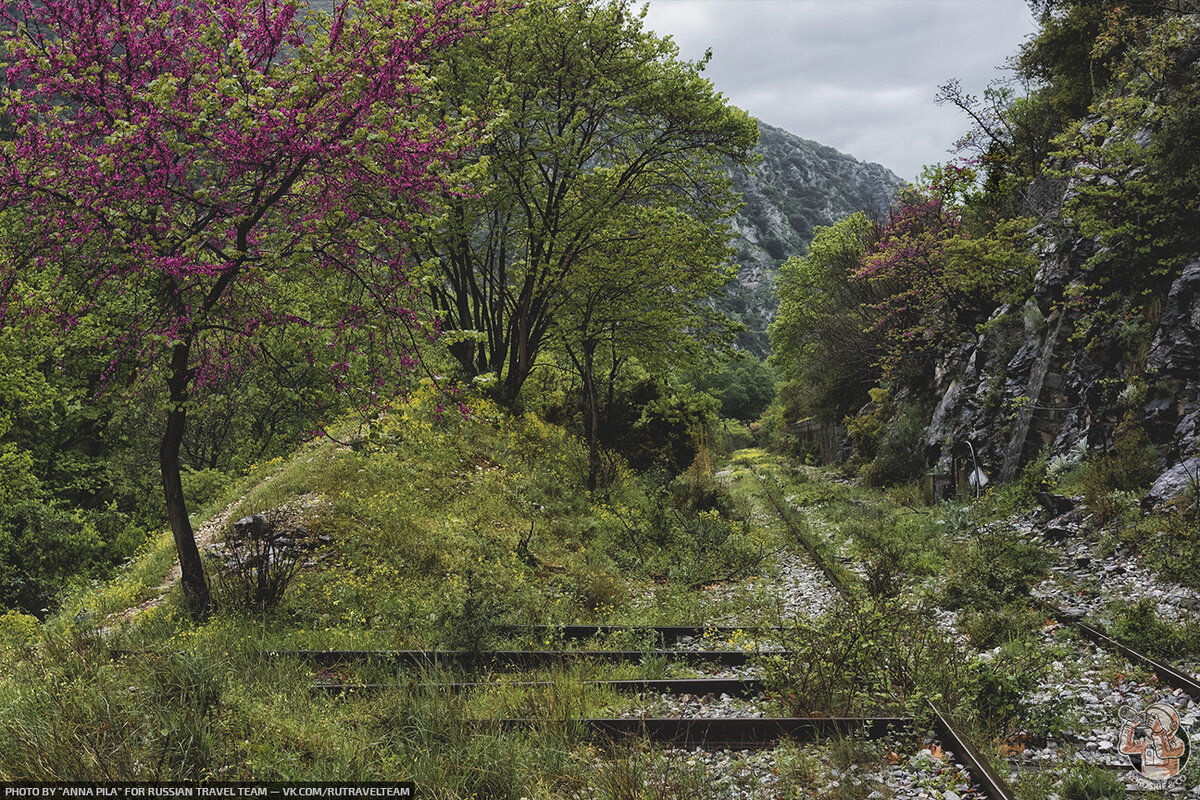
[641,0,1040,182]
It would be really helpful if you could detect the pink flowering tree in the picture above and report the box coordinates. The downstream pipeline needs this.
[854,163,1039,381]
[854,185,964,378]
[0,0,491,616]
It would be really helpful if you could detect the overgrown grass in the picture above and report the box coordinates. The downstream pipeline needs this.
[1,390,802,785]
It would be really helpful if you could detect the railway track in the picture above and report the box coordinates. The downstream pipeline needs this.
[1039,602,1200,699]
[286,477,1200,797]
[268,647,757,668]
[759,476,1200,794]
[294,634,1013,797]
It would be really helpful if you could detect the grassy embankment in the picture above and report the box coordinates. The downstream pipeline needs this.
[0,386,805,792]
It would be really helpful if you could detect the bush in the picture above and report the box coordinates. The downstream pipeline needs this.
[860,401,929,488]
[0,502,107,613]
[845,518,914,599]
[440,568,509,652]
[668,469,734,516]
[180,467,232,513]
[959,602,1041,649]
[1080,425,1159,521]
[762,597,960,717]
[1109,597,1200,659]
[1148,480,1200,588]
[0,609,40,655]
[208,514,303,612]
[942,531,1051,612]
[959,640,1048,739]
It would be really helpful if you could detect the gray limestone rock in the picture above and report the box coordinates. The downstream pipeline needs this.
[1146,457,1200,505]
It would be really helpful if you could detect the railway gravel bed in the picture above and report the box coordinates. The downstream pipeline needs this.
[588,507,1003,799]
[301,516,1004,798]
[787,492,1200,796]
[1020,506,1200,627]
[580,741,983,800]
[1010,622,1200,775]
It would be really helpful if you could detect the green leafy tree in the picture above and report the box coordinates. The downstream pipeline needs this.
[1050,5,1200,301]
[554,205,738,488]
[768,213,883,423]
[416,0,758,402]
[684,354,776,423]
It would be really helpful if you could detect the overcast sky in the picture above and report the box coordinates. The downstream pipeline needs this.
[640,0,1041,183]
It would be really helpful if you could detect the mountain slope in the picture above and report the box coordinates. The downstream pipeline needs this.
[724,121,904,355]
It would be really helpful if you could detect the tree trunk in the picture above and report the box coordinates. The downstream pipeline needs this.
[583,341,601,492]
[161,342,213,618]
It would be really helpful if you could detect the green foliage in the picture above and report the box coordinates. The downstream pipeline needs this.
[1059,764,1127,800]
[1148,485,1200,589]
[1080,425,1159,522]
[0,313,176,613]
[0,609,40,655]
[1050,6,1200,296]
[942,531,1051,612]
[760,597,905,717]
[419,0,757,401]
[0,501,143,614]
[844,387,892,464]
[180,468,233,514]
[535,364,719,481]
[853,167,1042,382]
[998,449,1054,516]
[613,375,720,476]
[958,639,1050,739]
[1018,2,1117,128]
[1109,597,1200,660]
[844,517,915,600]
[958,602,1042,650]
[684,354,777,423]
[768,213,882,423]
[859,401,929,488]
[762,596,961,718]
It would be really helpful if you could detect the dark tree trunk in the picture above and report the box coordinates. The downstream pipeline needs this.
[582,341,600,492]
[161,342,213,618]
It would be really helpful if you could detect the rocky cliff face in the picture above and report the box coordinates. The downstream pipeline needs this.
[922,225,1200,503]
[724,121,903,356]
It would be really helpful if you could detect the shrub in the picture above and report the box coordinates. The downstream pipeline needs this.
[0,502,108,613]
[959,641,1048,739]
[860,401,929,487]
[668,468,734,516]
[762,597,958,717]
[942,531,1051,612]
[1080,425,1159,521]
[959,602,1041,649]
[1148,478,1200,588]
[846,518,914,599]
[180,467,232,513]
[845,387,890,464]
[440,568,509,652]
[0,609,40,655]
[208,514,303,612]
[1109,597,1200,659]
